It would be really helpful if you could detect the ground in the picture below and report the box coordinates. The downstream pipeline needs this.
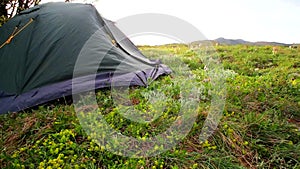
[0,44,299,169]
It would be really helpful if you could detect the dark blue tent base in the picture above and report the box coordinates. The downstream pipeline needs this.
[0,65,171,114]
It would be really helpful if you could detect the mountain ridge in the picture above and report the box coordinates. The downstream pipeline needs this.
[192,37,299,46]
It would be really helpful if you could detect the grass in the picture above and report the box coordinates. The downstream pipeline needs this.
[0,44,299,169]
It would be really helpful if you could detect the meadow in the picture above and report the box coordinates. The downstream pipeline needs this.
[0,44,299,169]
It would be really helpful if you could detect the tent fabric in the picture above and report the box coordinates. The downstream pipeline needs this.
[0,2,171,114]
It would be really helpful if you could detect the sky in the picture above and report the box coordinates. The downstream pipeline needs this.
[41,0,300,45]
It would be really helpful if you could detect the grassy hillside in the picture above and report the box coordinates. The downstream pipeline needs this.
[0,44,299,169]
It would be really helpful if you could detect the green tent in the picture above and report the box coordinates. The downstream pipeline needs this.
[0,2,171,114]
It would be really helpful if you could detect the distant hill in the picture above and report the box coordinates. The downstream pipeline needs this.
[215,37,252,45]
[253,41,291,46]
[191,37,296,46]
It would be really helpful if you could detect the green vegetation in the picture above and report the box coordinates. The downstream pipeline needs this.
[1,44,299,168]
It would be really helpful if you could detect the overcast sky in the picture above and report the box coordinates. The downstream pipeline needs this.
[42,0,300,45]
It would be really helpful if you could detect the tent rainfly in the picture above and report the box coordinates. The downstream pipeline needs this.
[0,2,171,114]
